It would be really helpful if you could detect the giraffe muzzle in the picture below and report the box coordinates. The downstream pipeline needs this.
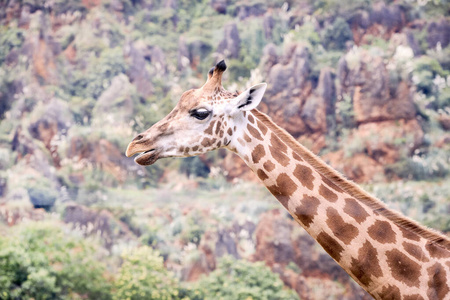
[126,139,160,165]
[134,149,159,166]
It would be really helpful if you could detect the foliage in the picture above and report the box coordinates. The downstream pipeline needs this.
[113,246,180,300]
[413,56,449,97]
[322,17,353,50]
[191,256,299,300]
[0,221,112,300]
[179,157,210,178]
[63,47,127,104]
[384,148,449,181]
[309,0,371,18]
[0,26,25,65]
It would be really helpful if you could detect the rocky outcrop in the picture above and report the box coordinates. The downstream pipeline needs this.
[235,1,266,19]
[124,41,154,97]
[28,98,72,167]
[260,43,311,137]
[301,67,336,133]
[251,210,370,299]
[66,137,139,183]
[338,48,416,123]
[323,151,385,183]
[217,23,241,59]
[427,18,450,49]
[177,36,190,71]
[252,210,295,267]
[210,0,227,14]
[63,203,136,249]
[350,1,409,44]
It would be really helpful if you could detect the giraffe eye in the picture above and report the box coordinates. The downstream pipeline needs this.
[190,108,210,120]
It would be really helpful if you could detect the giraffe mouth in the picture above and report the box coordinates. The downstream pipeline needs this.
[134,149,159,166]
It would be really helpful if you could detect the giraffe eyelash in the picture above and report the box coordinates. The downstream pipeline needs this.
[190,108,211,120]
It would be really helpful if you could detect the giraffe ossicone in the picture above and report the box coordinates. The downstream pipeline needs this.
[126,60,450,300]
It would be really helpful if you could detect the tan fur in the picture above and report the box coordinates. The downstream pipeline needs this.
[252,109,450,250]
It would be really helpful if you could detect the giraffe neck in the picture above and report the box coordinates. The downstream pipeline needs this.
[231,109,450,300]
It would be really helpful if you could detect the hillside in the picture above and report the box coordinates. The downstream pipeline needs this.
[0,0,449,299]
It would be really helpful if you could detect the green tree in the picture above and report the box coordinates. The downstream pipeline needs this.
[322,17,353,50]
[191,256,299,300]
[113,246,180,300]
[0,221,112,300]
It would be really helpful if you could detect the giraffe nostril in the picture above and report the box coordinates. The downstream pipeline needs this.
[133,134,144,142]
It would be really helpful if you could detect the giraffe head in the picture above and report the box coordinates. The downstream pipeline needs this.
[125,60,267,165]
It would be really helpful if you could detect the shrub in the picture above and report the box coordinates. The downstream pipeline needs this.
[113,246,179,300]
[190,256,299,300]
[0,26,25,65]
[179,156,210,178]
[322,17,353,51]
[0,221,112,300]
[384,148,449,181]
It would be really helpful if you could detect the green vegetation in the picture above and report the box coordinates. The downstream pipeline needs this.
[114,247,180,300]
[0,221,112,300]
[188,256,299,300]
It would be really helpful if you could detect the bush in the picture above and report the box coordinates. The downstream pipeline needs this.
[179,157,210,178]
[384,148,449,181]
[322,17,353,50]
[113,246,180,300]
[0,221,112,300]
[0,26,25,65]
[191,256,299,300]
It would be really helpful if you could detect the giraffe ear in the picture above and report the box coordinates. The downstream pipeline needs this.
[233,83,267,112]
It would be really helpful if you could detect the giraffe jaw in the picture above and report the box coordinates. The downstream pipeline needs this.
[134,149,159,166]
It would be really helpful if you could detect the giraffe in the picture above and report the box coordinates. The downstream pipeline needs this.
[126,60,450,300]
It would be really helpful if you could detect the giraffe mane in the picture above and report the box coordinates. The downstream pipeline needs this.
[252,109,450,250]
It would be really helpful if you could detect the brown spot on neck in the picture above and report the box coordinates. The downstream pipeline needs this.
[263,160,275,172]
[378,285,401,300]
[425,242,450,259]
[386,249,421,288]
[316,231,344,262]
[319,174,344,193]
[244,133,252,143]
[270,133,287,153]
[403,241,430,262]
[266,173,297,208]
[293,164,314,190]
[319,184,338,202]
[399,226,421,242]
[344,198,369,224]
[248,114,255,124]
[427,263,449,299]
[256,120,268,135]
[326,207,358,245]
[368,220,397,244]
[269,145,290,167]
[292,152,303,162]
[349,240,383,287]
[247,123,263,141]
[257,169,269,181]
[251,144,265,164]
[295,195,320,228]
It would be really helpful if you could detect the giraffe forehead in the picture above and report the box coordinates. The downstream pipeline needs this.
[177,88,236,110]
